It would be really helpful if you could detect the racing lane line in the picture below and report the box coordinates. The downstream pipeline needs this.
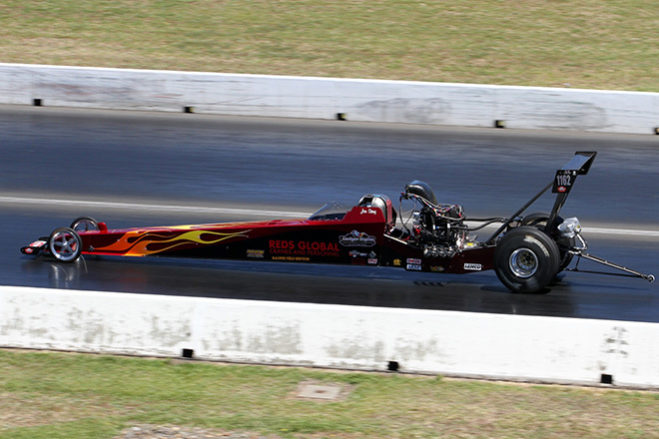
[2,195,658,238]
[462,223,659,238]
[582,227,659,237]
[0,196,309,218]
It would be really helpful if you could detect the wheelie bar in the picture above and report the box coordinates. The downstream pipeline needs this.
[569,252,655,283]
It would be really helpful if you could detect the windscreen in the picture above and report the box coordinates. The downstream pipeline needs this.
[308,202,348,221]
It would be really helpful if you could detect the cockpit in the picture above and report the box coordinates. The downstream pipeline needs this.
[308,194,396,229]
[308,202,349,221]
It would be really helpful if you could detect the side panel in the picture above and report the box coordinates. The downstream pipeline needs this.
[380,235,424,269]
[442,246,496,274]
[79,207,388,266]
[381,235,496,274]
[214,225,382,265]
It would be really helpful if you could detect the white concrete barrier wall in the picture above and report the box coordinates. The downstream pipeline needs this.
[1,63,657,134]
[1,285,657,388]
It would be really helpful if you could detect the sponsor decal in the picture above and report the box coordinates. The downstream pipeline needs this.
[339,230,377,248]
[406,263,422,271]
[557,186,567,193]
[360,207,379,215]
[430,266,444,272]
[246,249,265,259]
[406,258,422,265]
[393,258,402,267]
[272,256,310,262]
[350,250,379,264]
[349,250,378,259]
[30,240,47,248]
[269,240,340,257]
[24,247,34,254]
[463,263,482,271]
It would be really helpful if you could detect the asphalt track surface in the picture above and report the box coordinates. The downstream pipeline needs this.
[1,105,657,322]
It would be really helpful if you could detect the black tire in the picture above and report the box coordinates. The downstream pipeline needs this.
[521,212,573,271]
[521,212,560,227]
[70,216,100,232]
[495,226,561,294]
[48,227,82,263]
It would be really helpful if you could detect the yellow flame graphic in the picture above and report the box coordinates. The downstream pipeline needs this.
[95,229,250,256]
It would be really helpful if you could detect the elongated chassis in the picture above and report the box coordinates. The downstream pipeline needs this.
[24,207,491,272]
[21,152,654,293]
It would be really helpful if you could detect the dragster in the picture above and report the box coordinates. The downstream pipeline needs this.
[21,151,654,293]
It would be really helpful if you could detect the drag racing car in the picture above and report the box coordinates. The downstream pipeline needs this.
[21,151,654,293]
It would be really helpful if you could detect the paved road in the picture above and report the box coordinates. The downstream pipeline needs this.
[1,105,657,322]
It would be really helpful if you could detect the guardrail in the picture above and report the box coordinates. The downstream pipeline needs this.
[1,63,658,134]
[1,285,657,388]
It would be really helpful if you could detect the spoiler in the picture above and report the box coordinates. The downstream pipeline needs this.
[486,151,597,244]
[546,151,597,229]
[552,151,597,194]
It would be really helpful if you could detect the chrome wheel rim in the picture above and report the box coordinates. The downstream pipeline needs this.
[72,219,98,232]
[50,231,80,262]
[509,248,538,279]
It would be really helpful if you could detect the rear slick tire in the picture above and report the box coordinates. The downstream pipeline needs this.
[520,212,573,272]
[494,226,560,294]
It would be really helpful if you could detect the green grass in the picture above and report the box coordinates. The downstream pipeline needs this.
[1,350,658,438]
[0,1,657,91]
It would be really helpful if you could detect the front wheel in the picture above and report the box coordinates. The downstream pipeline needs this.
[71,216,99,232]
[494,226,560,294]
[48,227,82,263]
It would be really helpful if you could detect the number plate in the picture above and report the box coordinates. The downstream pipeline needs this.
[552,170,574,194]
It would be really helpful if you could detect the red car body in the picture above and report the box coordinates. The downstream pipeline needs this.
[24,201,494,274]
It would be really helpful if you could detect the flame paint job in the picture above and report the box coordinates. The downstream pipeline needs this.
[92,229,251,256]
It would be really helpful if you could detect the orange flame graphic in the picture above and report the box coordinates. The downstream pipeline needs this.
[95,229,250,256]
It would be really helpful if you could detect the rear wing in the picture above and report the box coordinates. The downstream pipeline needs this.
[547,151,597,227]
[552,151,597,195]
[486,151,597,244]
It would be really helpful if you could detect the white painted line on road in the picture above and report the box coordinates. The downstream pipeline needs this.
[1,195,657,238]
[0,196,309,218]
[582,227,659,237]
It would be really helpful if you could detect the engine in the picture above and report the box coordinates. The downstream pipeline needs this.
[403,180,467,258]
